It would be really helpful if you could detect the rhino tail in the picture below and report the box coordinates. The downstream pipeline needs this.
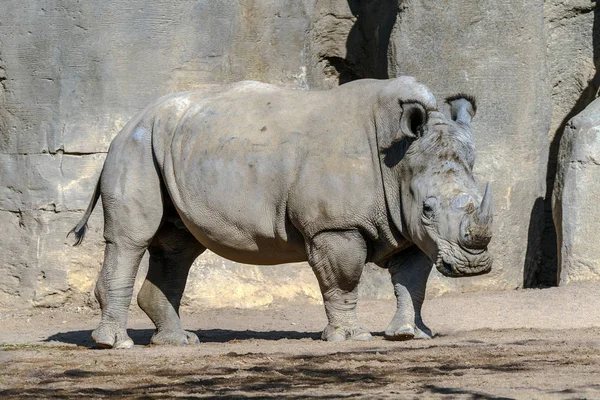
[67,172,102,246]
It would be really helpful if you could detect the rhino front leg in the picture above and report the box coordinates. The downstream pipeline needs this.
[137,221,205,346]
[384,246,433,341]
[308,230,371,342]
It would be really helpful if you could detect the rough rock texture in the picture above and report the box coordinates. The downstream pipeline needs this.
[553,97,600,285]
[0,0,598,309]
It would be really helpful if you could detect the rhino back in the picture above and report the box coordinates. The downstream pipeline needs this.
[154,81,385,264]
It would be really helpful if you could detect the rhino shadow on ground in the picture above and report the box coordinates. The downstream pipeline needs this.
[44,329,326,347]
[44,329,392,347]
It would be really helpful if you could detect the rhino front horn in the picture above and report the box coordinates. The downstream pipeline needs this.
[476,182,494,226]
[461,182,493,250]
[476,182,493,226]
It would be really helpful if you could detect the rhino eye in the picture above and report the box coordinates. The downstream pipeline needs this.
[422,197,438,219]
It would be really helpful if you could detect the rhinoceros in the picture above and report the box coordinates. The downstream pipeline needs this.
[70,76,493,349]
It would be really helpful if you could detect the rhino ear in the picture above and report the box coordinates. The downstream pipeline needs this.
[398,102,427,141]
[446,94,476,126]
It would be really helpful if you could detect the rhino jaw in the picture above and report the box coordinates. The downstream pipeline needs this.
[435,252,492,278]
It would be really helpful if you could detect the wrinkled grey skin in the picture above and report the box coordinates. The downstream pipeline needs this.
[70,77,493,349]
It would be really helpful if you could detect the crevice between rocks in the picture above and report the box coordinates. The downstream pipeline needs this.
[547,4,595,25]
[0,151,108,156]
[0,208,89,215]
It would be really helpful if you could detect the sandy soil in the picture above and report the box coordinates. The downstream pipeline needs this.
[1,282,600,399]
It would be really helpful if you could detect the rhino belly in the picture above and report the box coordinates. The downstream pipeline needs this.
[163,128,306,265]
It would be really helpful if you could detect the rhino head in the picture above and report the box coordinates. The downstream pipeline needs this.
[380,91,492,277]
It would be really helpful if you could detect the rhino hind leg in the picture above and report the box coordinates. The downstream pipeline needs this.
[308,230,372,342]
[384,247,433,341]
[137,221,205,346]
[92,122,165,349]
[92,215,163,349]
[92,242,148,349]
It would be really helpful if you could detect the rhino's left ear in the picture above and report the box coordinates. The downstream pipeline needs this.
[446,94,476,127]
[398,102,427,141]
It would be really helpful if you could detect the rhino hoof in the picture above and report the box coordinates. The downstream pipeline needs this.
[413,326,434,340]
[92,325,134,349]
[322,324,372,341]
[352,331,373,341]
[113,338,135,349]
[323,332,345,342]
[384,324,415,341]
[151,330,200,346]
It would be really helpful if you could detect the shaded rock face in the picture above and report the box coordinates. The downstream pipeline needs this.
[0,0,597,308]
[553,97,600,285]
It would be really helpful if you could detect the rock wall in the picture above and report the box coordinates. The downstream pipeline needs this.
[553,97,600,285]
[0,0,598,309]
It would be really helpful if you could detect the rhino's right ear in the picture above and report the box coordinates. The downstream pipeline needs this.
[446,94,476,127]
[398,102,427,141]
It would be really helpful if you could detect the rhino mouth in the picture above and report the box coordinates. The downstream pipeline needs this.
[435,251,492,278]
[435,257,456,276]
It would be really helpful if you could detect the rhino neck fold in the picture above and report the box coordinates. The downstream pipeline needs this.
[380,160,406,239]
[374,137,410,250]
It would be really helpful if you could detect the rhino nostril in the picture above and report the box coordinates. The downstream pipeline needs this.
[461,234,491,251]
[460,211,492,250]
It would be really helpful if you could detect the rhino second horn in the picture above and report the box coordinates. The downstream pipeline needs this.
[447,94,476,126]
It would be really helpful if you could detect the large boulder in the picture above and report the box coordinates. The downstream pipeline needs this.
[553,97,600,285]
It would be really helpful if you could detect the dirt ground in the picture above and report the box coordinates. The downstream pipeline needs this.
[1,282,600,399]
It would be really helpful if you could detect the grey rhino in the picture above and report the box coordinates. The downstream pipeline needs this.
[70,76,493,349]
